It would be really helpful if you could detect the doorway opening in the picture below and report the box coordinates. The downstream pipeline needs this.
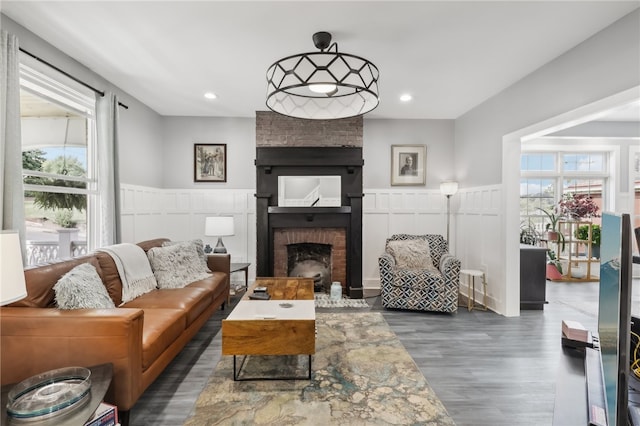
[503,87,640,316]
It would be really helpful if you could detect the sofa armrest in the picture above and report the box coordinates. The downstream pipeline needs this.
[378,252,396,286]
[207,253,231,276]
[0,307,144,411]
[439,254,462,288]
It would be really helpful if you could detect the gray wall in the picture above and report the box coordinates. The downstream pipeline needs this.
[118,101,164,187]
[159,116,456,191]
[363,119,455,189]
[160,116,256,189]
[455,9,640,187]
[2,15,165,188]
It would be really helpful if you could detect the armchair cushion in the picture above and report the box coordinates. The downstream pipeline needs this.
[386,239,438,272]
[392,268,444,290]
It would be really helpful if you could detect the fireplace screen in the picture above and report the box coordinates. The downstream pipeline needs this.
[287,243,332,292]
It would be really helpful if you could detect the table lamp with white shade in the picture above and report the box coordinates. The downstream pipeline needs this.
[440,181,459,245]
[0,231,27,306]
[204,216,235,254]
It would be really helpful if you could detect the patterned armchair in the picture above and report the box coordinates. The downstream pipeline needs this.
[378,234,461,313]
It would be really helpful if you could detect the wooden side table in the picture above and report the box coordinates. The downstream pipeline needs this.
[460,269,487,311]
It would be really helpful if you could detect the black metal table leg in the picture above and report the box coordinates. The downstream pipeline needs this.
[231,354,313,381]
[233,355,249,381]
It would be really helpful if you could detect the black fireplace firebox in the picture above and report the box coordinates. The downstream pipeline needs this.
[287,242,332,292]
[255,147,364,298]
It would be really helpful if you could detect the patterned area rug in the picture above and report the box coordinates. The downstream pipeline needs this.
[314,293,370,308]
[184,312,454,425]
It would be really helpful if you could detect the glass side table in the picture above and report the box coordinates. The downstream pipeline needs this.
[1,363,113,425]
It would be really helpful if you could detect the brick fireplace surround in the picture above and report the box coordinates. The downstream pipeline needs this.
[273,227,347,291]
[255,111,364,298]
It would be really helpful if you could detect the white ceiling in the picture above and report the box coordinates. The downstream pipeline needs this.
[3,1,639,120]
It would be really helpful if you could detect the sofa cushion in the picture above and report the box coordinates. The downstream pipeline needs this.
[122,287,212,326]
[138,308,186,370]
[187,272,229,302]
[387,239,438,272]
[147,243,211,289]
[162,239,211,272]
[53,263,116,309]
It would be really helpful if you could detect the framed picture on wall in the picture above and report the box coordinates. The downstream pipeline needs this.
[194,143,227,182]
[390,144,426,186]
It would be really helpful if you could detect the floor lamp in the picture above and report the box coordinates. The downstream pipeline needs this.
[440,181,459,245]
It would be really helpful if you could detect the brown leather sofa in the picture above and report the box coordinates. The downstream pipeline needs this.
[0,238,230,422]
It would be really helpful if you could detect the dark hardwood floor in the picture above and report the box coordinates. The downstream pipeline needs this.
[130,278,639,426]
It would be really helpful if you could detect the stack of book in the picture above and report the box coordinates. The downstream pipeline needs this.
[248,286,270,300]
[561,320,594,349]
[84,402,118,426]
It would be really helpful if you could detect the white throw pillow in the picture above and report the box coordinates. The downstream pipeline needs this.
[54,263,116,309]
[387,239,439,272]
[147,242,212,289]
[162,239,211,272]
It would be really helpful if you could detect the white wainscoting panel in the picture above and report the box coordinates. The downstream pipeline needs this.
[455,185,503,313]
[120,185,257,286]
[362,189,448,292]
[121,184,505,313]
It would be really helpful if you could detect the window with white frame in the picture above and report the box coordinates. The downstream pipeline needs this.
[520,150,608,237]
[20,63,98,265]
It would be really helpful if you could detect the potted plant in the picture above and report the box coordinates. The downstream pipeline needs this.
[546,249,563,280]
[536,207,565,249]
[520,221,541,246]
[575,224,601,258]
[558,193,600,220]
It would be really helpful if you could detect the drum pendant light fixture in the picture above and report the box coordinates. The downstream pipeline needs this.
[266,31,380,120]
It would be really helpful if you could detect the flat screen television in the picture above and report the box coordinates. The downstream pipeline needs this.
[598,212,633,426]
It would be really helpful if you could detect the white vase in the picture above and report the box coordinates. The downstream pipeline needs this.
[330,282,342,301]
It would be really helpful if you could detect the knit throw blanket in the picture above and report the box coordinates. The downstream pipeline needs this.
[98,243,157,304]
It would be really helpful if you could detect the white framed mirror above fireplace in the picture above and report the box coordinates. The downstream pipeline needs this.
[277,176,341,207]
